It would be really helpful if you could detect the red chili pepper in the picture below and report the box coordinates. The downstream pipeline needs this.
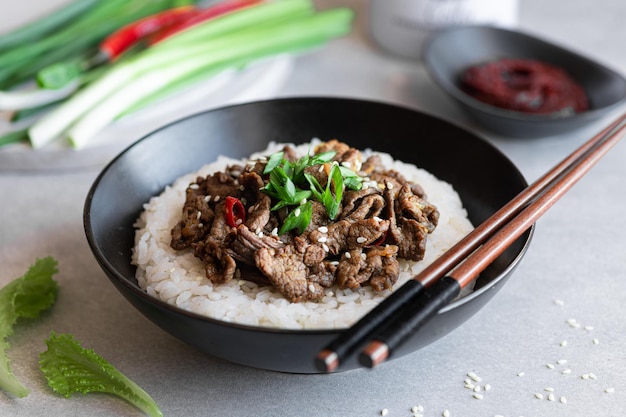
[224,196,246,227]
[148,0,263,45]
[99,6,198,61]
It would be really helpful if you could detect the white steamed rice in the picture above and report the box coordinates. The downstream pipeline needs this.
[132,140,474,330]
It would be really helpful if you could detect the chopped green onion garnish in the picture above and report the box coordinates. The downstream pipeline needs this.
[262,148,363,234]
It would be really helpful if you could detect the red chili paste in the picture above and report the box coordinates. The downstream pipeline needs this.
[460,58,589,115]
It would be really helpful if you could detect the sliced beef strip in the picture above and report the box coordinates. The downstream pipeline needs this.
[202,170,242,200]
[238,171,272,233]
[386,184,439,261]
[396,184,439,233]
[171,175,225,250]
[340,189,385,221]
[254,246,324,302]
[311,217,390,256]
[170,192,214,250]
[227,224,284,265]
[335,245,399,290]
[360,154,384,175]
[367,245,400,291]
[192,238,238,284]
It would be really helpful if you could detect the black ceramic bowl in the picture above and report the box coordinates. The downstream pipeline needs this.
[84,97,532,373]
[423,25,626,138]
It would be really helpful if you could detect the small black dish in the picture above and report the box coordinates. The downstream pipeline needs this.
[84,97,532,373]
[423,25,626,138]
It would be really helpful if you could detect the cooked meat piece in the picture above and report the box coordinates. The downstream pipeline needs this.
[237,264,271,286]
[170,195,214,250]
[207,201,233,242]
[255,246,324,302]
[193,238,238,284]
[238,171,272,232]
[312,217,390,255]
[203,171,242,200]
[360,154,384,175]
[387,185,439,261]
[315,139,351,158]
[341,189,385,220]
[308,261,337,288]
[335,245,399,290]
[336,147,362,172]
[335,249,367,289]
[282,144,299,162]
[367,245,400,291]
[228,225,284,265]
[396,184,439,233]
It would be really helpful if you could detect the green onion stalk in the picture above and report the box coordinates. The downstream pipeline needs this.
[28,0,354,149]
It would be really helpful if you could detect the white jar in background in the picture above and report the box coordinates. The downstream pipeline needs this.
[369,0,519,59]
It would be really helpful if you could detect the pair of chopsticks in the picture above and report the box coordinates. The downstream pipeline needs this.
[315,112,626,373]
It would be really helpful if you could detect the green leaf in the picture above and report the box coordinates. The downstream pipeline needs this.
[304,173,324,201]
[279,201,313,235]
[325,164,343,220]
[0,257,58,398]
[338,165,363,190]
[39,332,163,417]
[263,151,284,174]
[310,150,336,164]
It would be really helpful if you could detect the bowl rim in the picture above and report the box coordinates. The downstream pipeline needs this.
[84,96,534,336]
[422,24,626,123]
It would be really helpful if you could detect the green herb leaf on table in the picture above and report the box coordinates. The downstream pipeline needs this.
[0,257,59,398]
[39,332,163,417]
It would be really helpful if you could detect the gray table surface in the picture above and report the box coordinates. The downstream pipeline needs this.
[2,1,626,416]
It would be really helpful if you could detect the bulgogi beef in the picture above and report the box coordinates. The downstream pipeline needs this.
[170,140,439,302]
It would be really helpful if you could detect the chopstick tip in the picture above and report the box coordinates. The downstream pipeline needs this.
[314,349,339,373]
[359,340,389,368]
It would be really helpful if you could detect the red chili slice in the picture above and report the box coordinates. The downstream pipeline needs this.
[99,6,197,60]
[149,0,263,45]
[224,196,246,227]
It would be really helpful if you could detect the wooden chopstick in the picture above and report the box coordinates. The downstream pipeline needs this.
[315,112,626,373]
